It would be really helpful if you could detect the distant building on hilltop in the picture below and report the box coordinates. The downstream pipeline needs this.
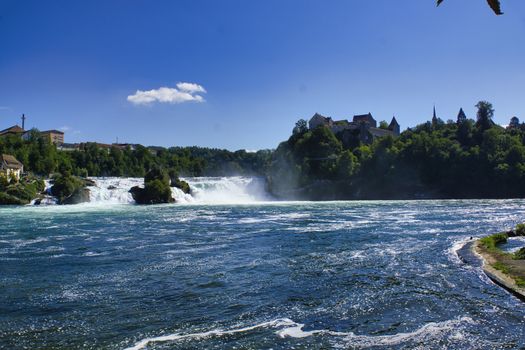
[1,115,65,145]
[112,143,138,151]
[22,129,64,145]
[41,130,64,145]
[0,154,23,181]
[0,125,25,138]
[308,112,400,144]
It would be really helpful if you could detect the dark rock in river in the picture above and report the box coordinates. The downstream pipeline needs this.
[168,169,190,194]
[51,174,92,205]
[61,188,91,205]
[131,167,175,205]
[84,178,96,187]
[130,182,174,205]
[171,177,190,194]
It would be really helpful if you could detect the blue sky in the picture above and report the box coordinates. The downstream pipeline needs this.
[1,0,525,150]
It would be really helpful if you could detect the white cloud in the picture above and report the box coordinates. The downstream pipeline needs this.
[176,82,206,94]
[59,126,71,132]
[127,82,206,105]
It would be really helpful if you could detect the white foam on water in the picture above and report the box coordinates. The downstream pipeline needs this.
[124,316,475,350]
[276,316,477,348]
[170,186,194,203]
[450,237,494,285]
[447,236,475,265]
[88,177,143,204]
[123,318,296,350]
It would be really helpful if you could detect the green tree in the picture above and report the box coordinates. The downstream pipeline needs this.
[293,119,308,135]
[476,101,495,132]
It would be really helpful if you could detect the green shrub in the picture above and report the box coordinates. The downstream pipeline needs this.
[492,262,510,274]
[145,167,169,185]
[0,175,9,190]
[480,232,508,250]
[51,174,84,203]
[130,179,173,204]
[145,179,173,202]
[77,168,88,178]
[516,223,525,236]
[35,178,45,192]
[172,178,190,194]
[168,168,190,193]
[5,183,37,202]
[513,247,525,260]
[0,191,26,205]
[515,277,525,288]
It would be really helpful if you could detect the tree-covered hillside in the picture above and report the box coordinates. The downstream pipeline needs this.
[268,101,525,199]
[0,135,271,178]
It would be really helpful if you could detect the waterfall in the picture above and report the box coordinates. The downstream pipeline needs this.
[87,177,143,204]
[184,177,271,204]
[81,176,270,205]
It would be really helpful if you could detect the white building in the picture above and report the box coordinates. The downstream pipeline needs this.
[0,154,24,181]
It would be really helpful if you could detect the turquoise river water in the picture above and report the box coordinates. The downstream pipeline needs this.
[1,197,525,349]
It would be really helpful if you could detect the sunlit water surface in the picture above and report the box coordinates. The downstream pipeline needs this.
[1,200,525,349]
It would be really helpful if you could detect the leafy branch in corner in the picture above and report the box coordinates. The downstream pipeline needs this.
[437,0,503,15]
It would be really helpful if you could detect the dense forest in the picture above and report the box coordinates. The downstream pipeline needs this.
[268,101,525,199]
[0,133,272,178]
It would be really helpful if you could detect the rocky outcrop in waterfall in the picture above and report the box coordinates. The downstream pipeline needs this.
[50,174,93,205]
[168,169,190,194]
[130,168,174,204]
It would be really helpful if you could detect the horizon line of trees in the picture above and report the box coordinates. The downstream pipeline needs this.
[0,134,273,179]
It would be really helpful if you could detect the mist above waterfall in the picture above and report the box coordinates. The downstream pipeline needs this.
[185,177,271,204]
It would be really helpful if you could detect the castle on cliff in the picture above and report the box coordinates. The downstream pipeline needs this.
[308,112,400,144]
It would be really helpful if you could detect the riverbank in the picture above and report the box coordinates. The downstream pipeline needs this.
[473,229,525,300]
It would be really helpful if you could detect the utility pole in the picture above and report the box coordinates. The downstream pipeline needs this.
[21,114,26,130]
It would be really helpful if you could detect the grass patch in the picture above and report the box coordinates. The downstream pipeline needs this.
[480,232,508,251]
[479,224,525,292]
[492,261,510,274]
[516,223,525,236]
[513,248,525,260]
[515,277,525,288]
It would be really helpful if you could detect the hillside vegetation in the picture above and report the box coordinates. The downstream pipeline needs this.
[268,101,525,199]
[0,135,271,178]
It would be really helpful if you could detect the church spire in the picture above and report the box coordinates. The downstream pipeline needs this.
[432,105,438,125]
